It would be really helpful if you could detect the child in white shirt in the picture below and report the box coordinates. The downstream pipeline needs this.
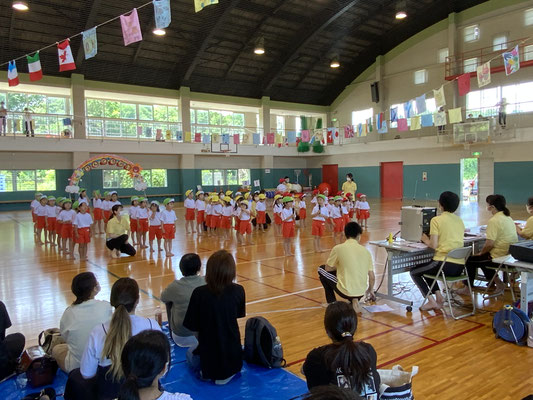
[311,195,329,253]
[74,202,93,261]
[184,190,196,234]
[160,198,177,257]
[358,194,370,229]
[129,196,140,245]
[281,197,296,256]
[149,201,163,253]
[195,191,206,235]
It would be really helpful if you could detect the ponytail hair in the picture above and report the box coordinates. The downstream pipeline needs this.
[108,204,122,222]
[486,194,510,217]
[323,302,373,393]
[103,278,139,381]
[118,330,170,400]
[71,272,98,305]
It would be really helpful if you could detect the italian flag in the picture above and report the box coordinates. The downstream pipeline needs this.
[27,52,43,81]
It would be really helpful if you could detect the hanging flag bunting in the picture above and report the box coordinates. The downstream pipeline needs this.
[165,130,172,141]
[243,132,252,144]
[57,40,76,72]
[153,0,171,29]
[343,125,354,138]
[503,45,520,76]
[275,133,283,144]
[222,134,230,144]
[202,134,210,143]
[194,132,201,142]
[212,133,220,144]
[366,118,373,132]
[356,123,362,137]
[194,0,218,13]
[410,116,421,130]
[378,121,388,134]
[376,113,384,131]
[457,73,471,96]
[287,131,297,144]
[403,101,414,118]
[301,130,310,143]
[120,9,143,46]
[330,128,340,145]
[252,133,261,145]
[233,134,240,145]
[82,28,98,60]
[266,132,275,145]
[433,86,446,108]
[63,118,72,126]
[415,95,426,114]
[421,114,434,127]
[477,61,491,88]
[176,130,183,141]
[448,107,463,124]
[390,107,398,122]
[146,127,152,137]
[326,129,333,144]
[156,128,163,141]
[397,118,408,132]
[434,111,447,127]
[7,61,19,87]
[137,126,143,136]
[184,131,191,142]
[26,52,43,82]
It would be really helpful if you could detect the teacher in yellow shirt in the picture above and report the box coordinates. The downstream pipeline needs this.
[516,197,533,240]
[410,192,465,311]
[106,204,136,258]
[341,173,357,198]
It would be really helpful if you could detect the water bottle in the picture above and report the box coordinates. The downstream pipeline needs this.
[155,305,163,327]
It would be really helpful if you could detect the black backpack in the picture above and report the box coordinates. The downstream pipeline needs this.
[244,317,286,368]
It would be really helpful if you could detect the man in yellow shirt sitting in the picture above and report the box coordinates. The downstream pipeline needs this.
[410,192,466,310]
[318,222,375,313]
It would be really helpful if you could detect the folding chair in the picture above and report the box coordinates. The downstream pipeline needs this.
[422,246,475,320]
[482,258,518,301]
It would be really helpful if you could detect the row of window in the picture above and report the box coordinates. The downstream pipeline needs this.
[463,8,533,43]
[0,92,69,115]
[201,169,251,186]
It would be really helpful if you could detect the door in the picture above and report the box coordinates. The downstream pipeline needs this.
[381,162,403,199]
[322,164,338,194]
[461,158,479,202]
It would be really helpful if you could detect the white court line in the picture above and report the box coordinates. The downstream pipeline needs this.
[246,286,322,305]
[247,306,323,315]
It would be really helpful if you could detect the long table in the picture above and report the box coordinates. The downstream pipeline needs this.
[492,255,533,314]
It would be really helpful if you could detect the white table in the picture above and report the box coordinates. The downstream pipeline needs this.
[492,255,533,314]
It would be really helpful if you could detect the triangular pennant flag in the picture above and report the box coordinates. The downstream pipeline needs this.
[301,130,310,142]
[252,133,261,145]
[434,111,447,127]
[434,86,446,108]
[503,45,520,76]
[233,134,240,145]
[477,61,491,88]
[27,52,43,82]
[184,131,191,142]
[415,95,426,114]
[194,0,218,12]
[57,40,76,72]
[212,133,220,144]
[458,73,471,96]
[82,28,98,60]
[287,131,297,144]
[390,107,398,122]
[120,8,143,46]
[410,116,421,130]
[421,114,433,127]
[153,0,171,29]
[195,133,202,142]
[397,118,408,132]
[448,107,463,124]
[8,61,19,87]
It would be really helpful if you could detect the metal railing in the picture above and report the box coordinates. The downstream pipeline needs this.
[0,112,73,138]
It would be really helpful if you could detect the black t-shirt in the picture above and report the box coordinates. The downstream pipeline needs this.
[183,284,246,380]
[302,342,380,400]
[0,301,12,341]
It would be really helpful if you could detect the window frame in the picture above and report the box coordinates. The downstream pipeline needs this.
[525,8,533,26]
[414,69,428,85]
[464,25,480,43]
[438,48,449,64]
[492,33,508,52]
[200,169,251,186]
[0,169,56,192]
[102,169,168,189]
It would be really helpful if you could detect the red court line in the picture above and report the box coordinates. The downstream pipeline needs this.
[244,276,323,305]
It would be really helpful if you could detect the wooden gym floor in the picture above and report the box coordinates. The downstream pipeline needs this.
[1,199,532,399]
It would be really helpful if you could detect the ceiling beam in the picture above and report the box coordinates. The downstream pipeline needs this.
[260,0,360,94]
[180,0,242,86]
[132,9,154,64]
[75,0,102,68]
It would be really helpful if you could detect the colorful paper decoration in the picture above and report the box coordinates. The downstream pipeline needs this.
[421,114,433,127]
[184,131,191,142]
[266,132,275,145]
[233,134,240,145]
[366,118,373,132]
[137,126,142,136]
[503,45,520,76]
[27,53,43,82]
[390,107,398,122]
[153,0,171,29]
[165,130,171,141]
[57,40,76,72]
[433,86,446,108]
[194,132,201,142]
[156,129,163,141]
[357,123,364,137]
[120,9,143,46]
[301,130,310,143]
[343,125,354,138]
[378,121,388,134]
[194,0,218,12]
[477,61,491,88]
[253,133,261,145]
[176,130,183,141]
[146,127,152,137]
[221,134,229,144]
[7,61,19,87]
[415,95,426,114]
[397,118,408,132]
[448,107,463,124]
[404,101,414,118]
[82,28,98,60]
[329,128,340,145]
[410,116,421,130]
[434,111,447,127]
[202,134,210,143]
[275,133,283,144]
[242,133,252,144]
[67,154,144,187]
[63,118,72,126]
[212,133,220,144]
[326,129,333,144]
[287,131,297,143]
[458,73,471,96]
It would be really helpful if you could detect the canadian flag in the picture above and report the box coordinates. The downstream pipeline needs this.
[8,61,19,87]
[58,40,76,72]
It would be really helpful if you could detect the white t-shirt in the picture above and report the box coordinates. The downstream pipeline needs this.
[149,211,162,226]
[184,198,195,209]
[212,204,223,216]
[233,207,241,218]
[330,206,342,219]
[160,209,177,224]
[93,198,102,209]
[102,200,111,211]
[74,212,93,228]
[60,299,113,372]
[273,203,283,214]
[58,209,76,223]
[355,200,360,209]
[157,392,193,400]
[36,203,47,217]
[31,199,39,211]
[281,208,295,222]
[299,200,306,209]
[240,209,251,221]
[256,201,266,212]
[129,205,139,220]
[342,205,349,215]
[110,200,122,208]
[137,207,149,219]
[79,198,89,205]
[56,206,62,216]
[276,183,287,192]
[195,199,205,211]
[206,204,213,216]
[80,314,161,379]
[46,205,57,218]
[311,197,317,205]
[312,205,329,221]
[358,201,370,210]
[222,206,233,217]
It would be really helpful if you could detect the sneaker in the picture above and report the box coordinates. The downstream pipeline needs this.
[215,374,236,385]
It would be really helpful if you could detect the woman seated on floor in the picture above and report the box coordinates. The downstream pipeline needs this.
[52,272,112,372]
[183,250,246,385]
[106,205,136,258]
[302,301,380,399]
[119,330,192,400]
[462,194,518,294]
[516,197,533,240]
[0,301,25,381]
[409,191,466,310]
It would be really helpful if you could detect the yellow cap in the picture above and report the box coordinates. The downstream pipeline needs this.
[224,196,232,202]
[258,194,266,200]
[274,194,283,200]
[226,190,233,196]
[185,190,193,197]
[212,195,220,202]
[244,193,250,199]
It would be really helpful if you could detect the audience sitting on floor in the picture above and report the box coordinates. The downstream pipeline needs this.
[119,330,192,400]
[52,272,112,372]
[161,253,205,348]
[183,250,246,385]
[0,301,25,381]
[303,301,380,398]
[302,386,364,400]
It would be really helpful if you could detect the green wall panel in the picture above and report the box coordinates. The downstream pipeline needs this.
[494,162,533,204]
[337,167,381,198]
[403,164,461,202]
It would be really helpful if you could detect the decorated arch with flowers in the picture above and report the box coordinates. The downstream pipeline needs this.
[65,154,147,194]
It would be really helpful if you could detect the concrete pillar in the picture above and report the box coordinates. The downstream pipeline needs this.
[244,112,256,133]
[180,87,191,136]
[375,55,385,113]
[72,151,90,169]
[261,96,271,136]
[260,155,274,188]
[179,154,195,201]
[478,157,494,202]
[448,13,460,108]
[70,74,86,139]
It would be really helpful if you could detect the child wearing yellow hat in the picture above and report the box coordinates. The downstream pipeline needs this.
[273,194,283,236]
[195,191,206,235]
[161,198,177,257]
[255,194,267,232]
[221,196,234,239]
[184,189,196,234]
[237,201,253,245]
[210,195,222,235]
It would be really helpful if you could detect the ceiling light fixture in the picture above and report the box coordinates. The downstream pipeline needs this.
[254,37,265,55]
[395,1,407,19]
[12,1,29,11]
[330,56,340,68]
[153,28,166,36]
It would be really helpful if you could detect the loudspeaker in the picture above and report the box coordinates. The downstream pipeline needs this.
[370,82,379,103]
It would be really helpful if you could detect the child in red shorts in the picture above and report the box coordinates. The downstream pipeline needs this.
[237,201,253,245]
[331,196,345,245]
[74,202,93,261]
[311,194,329,253]
[160,198,177,257]
[148,200,163,253]
[184,189,196,234]
[281,197,296,256]
[273,195,283,236]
